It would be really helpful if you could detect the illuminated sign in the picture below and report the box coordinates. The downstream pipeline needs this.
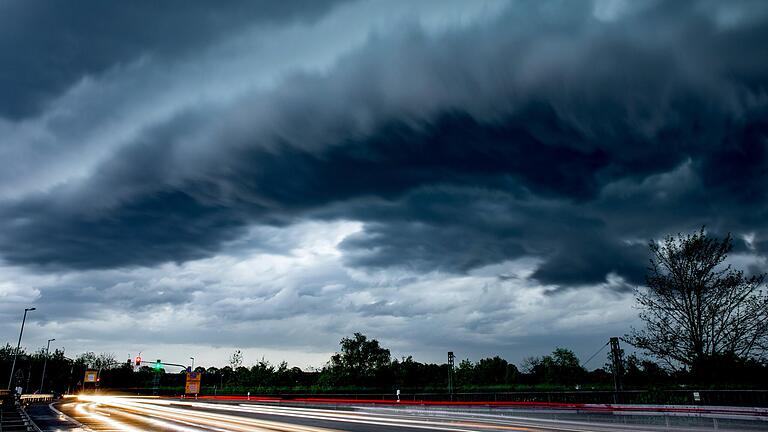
[185,371,202,394]
[84,370,98,383]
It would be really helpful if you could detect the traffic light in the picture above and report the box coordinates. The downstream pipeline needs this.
[135,356,142,367]
[154,359,162,371]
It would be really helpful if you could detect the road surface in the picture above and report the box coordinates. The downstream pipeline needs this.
[33,395,767,431]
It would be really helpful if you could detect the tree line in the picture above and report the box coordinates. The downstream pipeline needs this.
[4,333,765,395]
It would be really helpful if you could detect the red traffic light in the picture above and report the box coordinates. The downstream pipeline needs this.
[135,356,142,366]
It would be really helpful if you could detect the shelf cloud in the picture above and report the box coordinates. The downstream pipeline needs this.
[0,0,766,366]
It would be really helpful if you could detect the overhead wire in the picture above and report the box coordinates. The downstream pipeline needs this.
[580,341,609,369]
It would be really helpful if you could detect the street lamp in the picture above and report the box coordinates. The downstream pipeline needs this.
[39,338,56,393]
[7,307,36,391]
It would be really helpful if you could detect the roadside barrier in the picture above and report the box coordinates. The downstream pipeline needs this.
[19,395,54,404]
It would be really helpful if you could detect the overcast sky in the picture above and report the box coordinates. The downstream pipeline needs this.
[1,0,767,370]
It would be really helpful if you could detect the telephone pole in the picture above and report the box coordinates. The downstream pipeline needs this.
[447,351,455,401]
[609,337,624,402]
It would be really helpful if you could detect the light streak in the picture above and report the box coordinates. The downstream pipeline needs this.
[67,395,536,431]
[74,401,144,432]
[74,395,339,431]
[98,406,215,432]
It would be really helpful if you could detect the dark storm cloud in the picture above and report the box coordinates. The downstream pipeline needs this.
[0,188,245,268]
[334,187,648,287]
[531,239,647,288]
[1,0,767,288]
[0,0,348,119]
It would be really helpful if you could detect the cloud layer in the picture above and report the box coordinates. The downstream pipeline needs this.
[1,0,767,365]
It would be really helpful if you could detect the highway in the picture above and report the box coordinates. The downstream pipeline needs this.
[42,396,765,432]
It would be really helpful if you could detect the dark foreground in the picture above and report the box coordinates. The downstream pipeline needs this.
[25,396,768,431]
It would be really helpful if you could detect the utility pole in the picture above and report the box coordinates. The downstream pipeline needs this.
[8,307,36,391]
[39,338,56,393]
[447,351,455,401]
[609,337,624,403]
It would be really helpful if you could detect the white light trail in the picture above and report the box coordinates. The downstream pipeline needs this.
[69,396,538,431]
[74,395,340,431]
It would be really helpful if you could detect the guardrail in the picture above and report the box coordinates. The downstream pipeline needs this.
[18,404,42,432]
[206,390,768,407]
[19,394,54,404]
[290,390,768,407]
[1,390,40,432]
[108,388,768,407]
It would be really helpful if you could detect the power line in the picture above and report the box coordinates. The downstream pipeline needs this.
[581,341,609,369]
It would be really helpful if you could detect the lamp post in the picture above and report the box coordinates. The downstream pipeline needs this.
[39,338,56,393]
[7,307,36,391]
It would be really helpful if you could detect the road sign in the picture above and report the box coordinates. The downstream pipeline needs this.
[185,371,202,394]
[84,370,98,383]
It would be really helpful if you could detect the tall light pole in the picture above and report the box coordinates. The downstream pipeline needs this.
[7,307,36,391]
[39,338,56,393]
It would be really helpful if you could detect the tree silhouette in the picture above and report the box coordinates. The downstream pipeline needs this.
[523,348,585,385]
[628,229,767,369]
[325,333,390,385]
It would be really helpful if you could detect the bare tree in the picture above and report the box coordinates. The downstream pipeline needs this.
[628,229,767,369]
[75,351,117,369]
[229,349,243,370]
[96,352,117,369]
